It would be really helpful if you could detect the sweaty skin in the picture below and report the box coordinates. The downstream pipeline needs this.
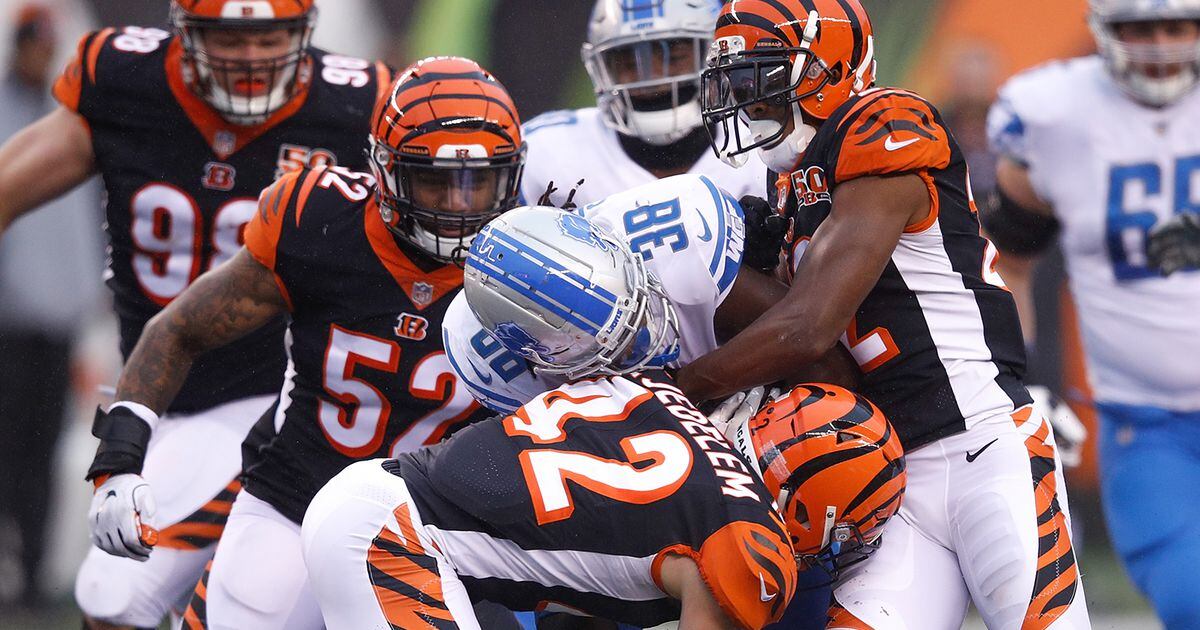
[0,107,95,237]
[676,173,930,402]
[115,248,289,413]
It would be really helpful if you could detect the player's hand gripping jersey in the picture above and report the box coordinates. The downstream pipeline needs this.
[53,27,388,413]
[775,88,1031,449]
[443,174,745,413]
[989,57,1200,410]
[303,370,797,629]
[241,166,489,523]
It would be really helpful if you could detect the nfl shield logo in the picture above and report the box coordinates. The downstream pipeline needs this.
[213,130,236,158]
[411,281,434,307]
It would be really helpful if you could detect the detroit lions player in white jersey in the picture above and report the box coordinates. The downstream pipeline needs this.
[520,0,767,209]
[445,174,749,414]
[986,1,1200,626]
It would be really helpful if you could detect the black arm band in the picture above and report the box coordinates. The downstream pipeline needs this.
[980,187,1061,256]
[86,406,153,480]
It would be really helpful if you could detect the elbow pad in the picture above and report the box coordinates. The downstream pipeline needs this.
[980,187,1060,256]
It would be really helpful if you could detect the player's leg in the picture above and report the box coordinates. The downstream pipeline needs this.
[829,441,971,630]
[948,410,1089,629]
[1098,403,1200,629]
[75,395,270,628]
[302,459,480,630]
[179,489,322,630]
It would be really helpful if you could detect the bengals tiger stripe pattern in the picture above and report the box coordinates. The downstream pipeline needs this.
[157,480,242,550]
[1012,407,1079,629]
[366,502,460,630]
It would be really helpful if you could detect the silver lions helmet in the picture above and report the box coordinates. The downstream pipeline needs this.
[581,0,722,145]
[463,206,680,379]
[1090,0,1200,105]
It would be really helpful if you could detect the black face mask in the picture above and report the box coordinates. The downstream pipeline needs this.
[616,124,711,173]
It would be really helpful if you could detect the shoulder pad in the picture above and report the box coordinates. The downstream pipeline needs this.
[244,168,313,271]
[311,49,392,102]
[53,27,173,112]
[827,89,952,183]
[988,57,1098,163]
[695,520,798,629]
[523,109,582,136]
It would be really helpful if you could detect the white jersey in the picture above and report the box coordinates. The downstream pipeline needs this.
[445,174,745,413]
[519,107,768,207]
[989,56,1200,411]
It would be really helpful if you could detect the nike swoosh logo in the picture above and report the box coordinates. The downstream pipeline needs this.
[965,438,998,463]
[758,572,776,602]
[466,358,493,385]
[884,136,919,152]
[696,209,713,242]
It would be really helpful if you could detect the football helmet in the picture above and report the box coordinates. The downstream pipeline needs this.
[171,0,317,125]
[1090,0,1200,106]
[369,57,525,264]
[726,383,905,583]
[582,0,722,145]
[463,206,679,379]
[701,0,876,171]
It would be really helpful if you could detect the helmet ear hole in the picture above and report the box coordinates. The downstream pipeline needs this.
[836,431,856,444]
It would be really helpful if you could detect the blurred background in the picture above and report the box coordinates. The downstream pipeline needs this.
[0,0,1157,627]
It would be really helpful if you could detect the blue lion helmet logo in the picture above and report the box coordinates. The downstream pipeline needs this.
[557,212,613,252]
[491,322,552,360]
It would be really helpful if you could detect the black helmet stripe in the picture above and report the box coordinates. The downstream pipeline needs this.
[833,0,864,68]
[761,0,809,47]
[398,117,517,147]
[715,12,794,46]
[398,93,519,126]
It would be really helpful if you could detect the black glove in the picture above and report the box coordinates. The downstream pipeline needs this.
[1147,212,1200,276]
[740,194,789,274]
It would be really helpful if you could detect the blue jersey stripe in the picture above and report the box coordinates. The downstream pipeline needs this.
[699,175,728,277]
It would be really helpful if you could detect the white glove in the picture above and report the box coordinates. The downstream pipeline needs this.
[708,386,783,435]
[89,473,158,561]
[1028,385,1087,468]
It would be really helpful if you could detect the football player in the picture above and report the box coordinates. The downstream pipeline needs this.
[299,206,908,630]
[675,1,1093,628]
[0,1,388,628]
[81,57,521,629]
[522,0,766,205]
[986,0,1200,626]
[443,174,793,415]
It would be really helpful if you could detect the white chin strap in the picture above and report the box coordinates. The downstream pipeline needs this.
[626,99,704,146]
[741,102,817,173]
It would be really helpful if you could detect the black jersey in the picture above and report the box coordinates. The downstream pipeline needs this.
[393,371,797,629]
[770,87,1031,450]
[52,27,388,413]
[241,166,490,524]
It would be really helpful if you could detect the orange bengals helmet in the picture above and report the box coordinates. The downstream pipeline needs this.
[369,57,525,264]
[726,383,904,583]
[171,0,317,125]
[700,0,876,171]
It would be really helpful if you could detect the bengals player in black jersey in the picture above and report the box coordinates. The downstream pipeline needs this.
[678,1,1090,628]
[82,56,523,629]
[0,2,388,629]
[300,205,907,630]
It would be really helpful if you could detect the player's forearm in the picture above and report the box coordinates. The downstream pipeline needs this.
[997,253,1038,344]
[115,250,288,413]
[679,304,838,402]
